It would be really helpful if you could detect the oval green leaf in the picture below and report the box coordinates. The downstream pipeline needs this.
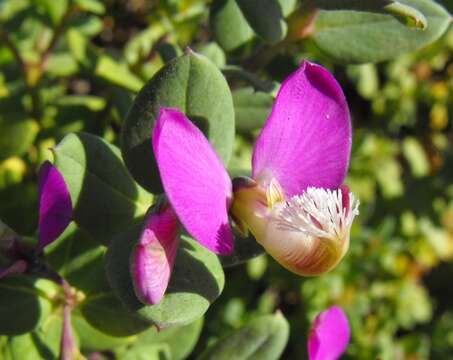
[72,313,137,351]
[0,116,39,160]
[106,224,225,329]
[121,50,235,193]
[236,0,287,43]
[54,132,153,245]
[128,317,203,360]
[210,0,255,51]
[198,312,289,360]
[0,277,53,336]
[311,0,451,63]
[233,87,273,133]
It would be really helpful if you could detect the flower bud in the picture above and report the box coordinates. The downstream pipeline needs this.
[130,204,179,305]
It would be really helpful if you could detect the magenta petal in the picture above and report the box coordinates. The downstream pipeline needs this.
[131,205,179,304]
[152,108,234,255]
[38,161,72,249]
[252,61,351,197]
[308,306,350,360]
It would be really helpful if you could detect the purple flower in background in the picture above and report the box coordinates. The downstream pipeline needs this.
[130,203,180,304]
[308,306,350,360]
[0,161,71,280]
[38,161,72,249]
[152,60,359,277]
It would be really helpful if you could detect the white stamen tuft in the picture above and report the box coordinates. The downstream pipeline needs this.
[275,187,359,241]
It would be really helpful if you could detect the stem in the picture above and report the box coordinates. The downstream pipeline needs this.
[41,7,76,70]
[0,31,27,74]
[0,260,27,279]
[60,305,77,360]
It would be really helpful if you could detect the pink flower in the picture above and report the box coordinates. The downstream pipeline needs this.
[308,306,350,360]
[151,60,359,277]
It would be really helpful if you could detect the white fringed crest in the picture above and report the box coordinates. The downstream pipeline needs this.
[276,187,359,241]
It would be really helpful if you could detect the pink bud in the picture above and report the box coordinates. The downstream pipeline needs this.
[130,204,180,305]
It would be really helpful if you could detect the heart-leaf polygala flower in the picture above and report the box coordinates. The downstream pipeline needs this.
[152,60,358,277]
[231,61,359,276]
[308,306,350,360]
[130,203,180,305]
[38,161,72,249]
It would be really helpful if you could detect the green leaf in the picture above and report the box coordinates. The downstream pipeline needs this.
[233,87,273,133]
[0,116,39,160]
[81,293,151,337]
[198,312,289,360]
[72,314,137,351]
[133,317,203,360]
[54,95,106,111]
[278,0,298,16]
[95,55,145,92]
[0,277,53,335]
[223,66,279,93]
[196,42,226,68]
[156,42,183,63]
[118,343,171,360]
[124,24,168,65]
[210,0,255,51]
[402,137,430,177]
[44,222,104,276]
[236,0,287,43]
[35,0,68,25]
[311,0,452,63]
[73,0,105,14]
[121,50,235,193]
[53,132,153,245]
[6,316,62,360]
[106,224,225,329]
[69,15,103,37]
[46,53,79,77]
[211,0,290,50]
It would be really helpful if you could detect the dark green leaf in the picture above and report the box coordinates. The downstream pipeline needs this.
[0,277,53,335]
[134,318,203,360]
[121,51,235,193]
[233,87,273,133]
[236,0,287,43]
[54,133,153,245]
[198,312,289,360]
[5,314,62,360]
[72,313,137,351]
[81,293,151,337]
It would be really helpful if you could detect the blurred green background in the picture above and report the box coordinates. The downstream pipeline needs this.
[0,0,452,358]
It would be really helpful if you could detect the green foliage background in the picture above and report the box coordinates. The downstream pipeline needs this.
[0,0,452,359]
